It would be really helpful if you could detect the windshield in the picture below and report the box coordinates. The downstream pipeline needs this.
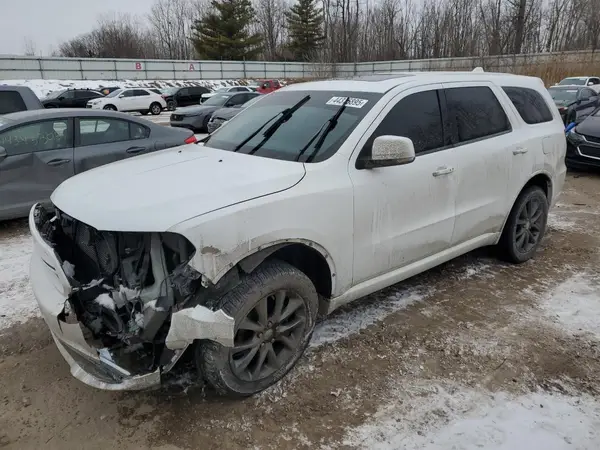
[548,88,578,102]
[163,87,179,95]
[215,87,230,93]
[203,94,233,106]
[106,89,123,98]
[558,78,586,86]
[204,90,382,163]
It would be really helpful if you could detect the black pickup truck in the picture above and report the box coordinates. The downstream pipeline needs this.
[0,85,43,115]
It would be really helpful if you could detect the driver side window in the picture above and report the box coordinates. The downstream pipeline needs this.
[358,90,444,163]
[580,89,593,100]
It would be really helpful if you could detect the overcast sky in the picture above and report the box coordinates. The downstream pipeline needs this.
[0,0,154,56]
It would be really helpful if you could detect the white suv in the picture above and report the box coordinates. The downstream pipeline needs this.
[87,88,167,115]
[29,72,566,396]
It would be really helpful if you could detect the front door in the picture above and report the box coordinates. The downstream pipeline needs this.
[349,85,457,284]
[74,117,152,173]
[0,118,74,219]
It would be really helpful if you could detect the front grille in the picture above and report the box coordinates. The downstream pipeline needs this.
[583,134,600,144]
[57,210,119,279]
[86,105,92,108]
[171,114,182,121]
[579,145,600,158]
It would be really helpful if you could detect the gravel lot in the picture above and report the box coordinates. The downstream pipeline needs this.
[1,173,600,449]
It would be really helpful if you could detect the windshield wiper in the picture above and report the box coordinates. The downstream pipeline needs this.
[295,97,350,163]
[241,95,310,155]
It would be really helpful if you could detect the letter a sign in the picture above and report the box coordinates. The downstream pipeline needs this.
[189,63,195,71]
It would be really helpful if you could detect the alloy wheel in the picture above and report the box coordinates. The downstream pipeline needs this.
[515,197,544,253]
[229,289,307,382]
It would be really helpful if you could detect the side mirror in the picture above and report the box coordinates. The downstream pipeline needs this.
[358,136,416,169]
[118,94,125,98]
[0,145,7,162]
[588,82,594,86]
[58,96,64,101]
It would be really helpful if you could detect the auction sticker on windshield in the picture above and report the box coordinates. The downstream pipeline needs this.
[326,97,368,108]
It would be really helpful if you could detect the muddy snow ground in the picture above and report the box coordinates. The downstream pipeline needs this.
[1,173,600,450]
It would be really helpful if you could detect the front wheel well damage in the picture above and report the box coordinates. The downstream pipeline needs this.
[233,242,333,307]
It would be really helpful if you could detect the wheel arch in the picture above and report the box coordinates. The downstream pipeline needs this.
[498,171,553,240]
[214,240,336,313]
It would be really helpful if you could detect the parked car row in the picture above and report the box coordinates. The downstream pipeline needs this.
[170,91,262,132]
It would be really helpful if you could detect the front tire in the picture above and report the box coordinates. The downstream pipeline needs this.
[199,260,318,397]
[103,104,117,111]
[498,186,548,263]
[150,102,162,115]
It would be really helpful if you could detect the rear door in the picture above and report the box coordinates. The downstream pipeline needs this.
[75,90,102,108]
[132,89,152,111]
[74,117,153,173]
[441,82,514,245]
[189,87,204,105]
[0,118,74,218]
[177,88,192,107]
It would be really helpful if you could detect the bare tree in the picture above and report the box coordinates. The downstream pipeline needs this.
[148,0,195,59]
[254,0,287,60]
[23,37,38,56]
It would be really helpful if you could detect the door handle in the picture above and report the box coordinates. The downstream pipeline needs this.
[46,158,71,167]
[126,146,146,154]
[513,147,528,155]
[432,166,455,177]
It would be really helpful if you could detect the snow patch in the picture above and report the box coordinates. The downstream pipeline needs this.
[62,260,75,278]
[538,273,600,340]
[547,211,578,232]
[94,293,116,311]
[0,231,38,330]
[311,286,431,348]
[342,382,600,450]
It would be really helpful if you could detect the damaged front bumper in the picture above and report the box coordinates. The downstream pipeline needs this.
[28,204,234,391]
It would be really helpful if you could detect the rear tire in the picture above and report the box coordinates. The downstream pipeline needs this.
[150,102,162,115]
[103,104,117,111]
[202,115,210,132]
[498,186,548,263]
[199,260,318,397]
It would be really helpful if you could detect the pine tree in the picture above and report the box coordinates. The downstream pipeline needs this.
[191,0,262,60]
[285,0,325,61]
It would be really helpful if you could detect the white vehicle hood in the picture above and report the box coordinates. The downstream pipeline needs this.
[51,145,306,231]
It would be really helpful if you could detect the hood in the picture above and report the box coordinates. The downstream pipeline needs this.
[211,107,241,121]
[51,145,306,232]
[176,105,217,116]
[573,114,600,138]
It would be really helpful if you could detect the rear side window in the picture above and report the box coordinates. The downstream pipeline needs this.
[133,89,150,97]
[78,118,131,146]
[362,89,444,156]
[445,86,510,143]
[502,87,553,124]
[0,91,27,114]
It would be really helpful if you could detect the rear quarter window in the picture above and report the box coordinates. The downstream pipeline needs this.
[502,87,553,124]
[0,91,27,114]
